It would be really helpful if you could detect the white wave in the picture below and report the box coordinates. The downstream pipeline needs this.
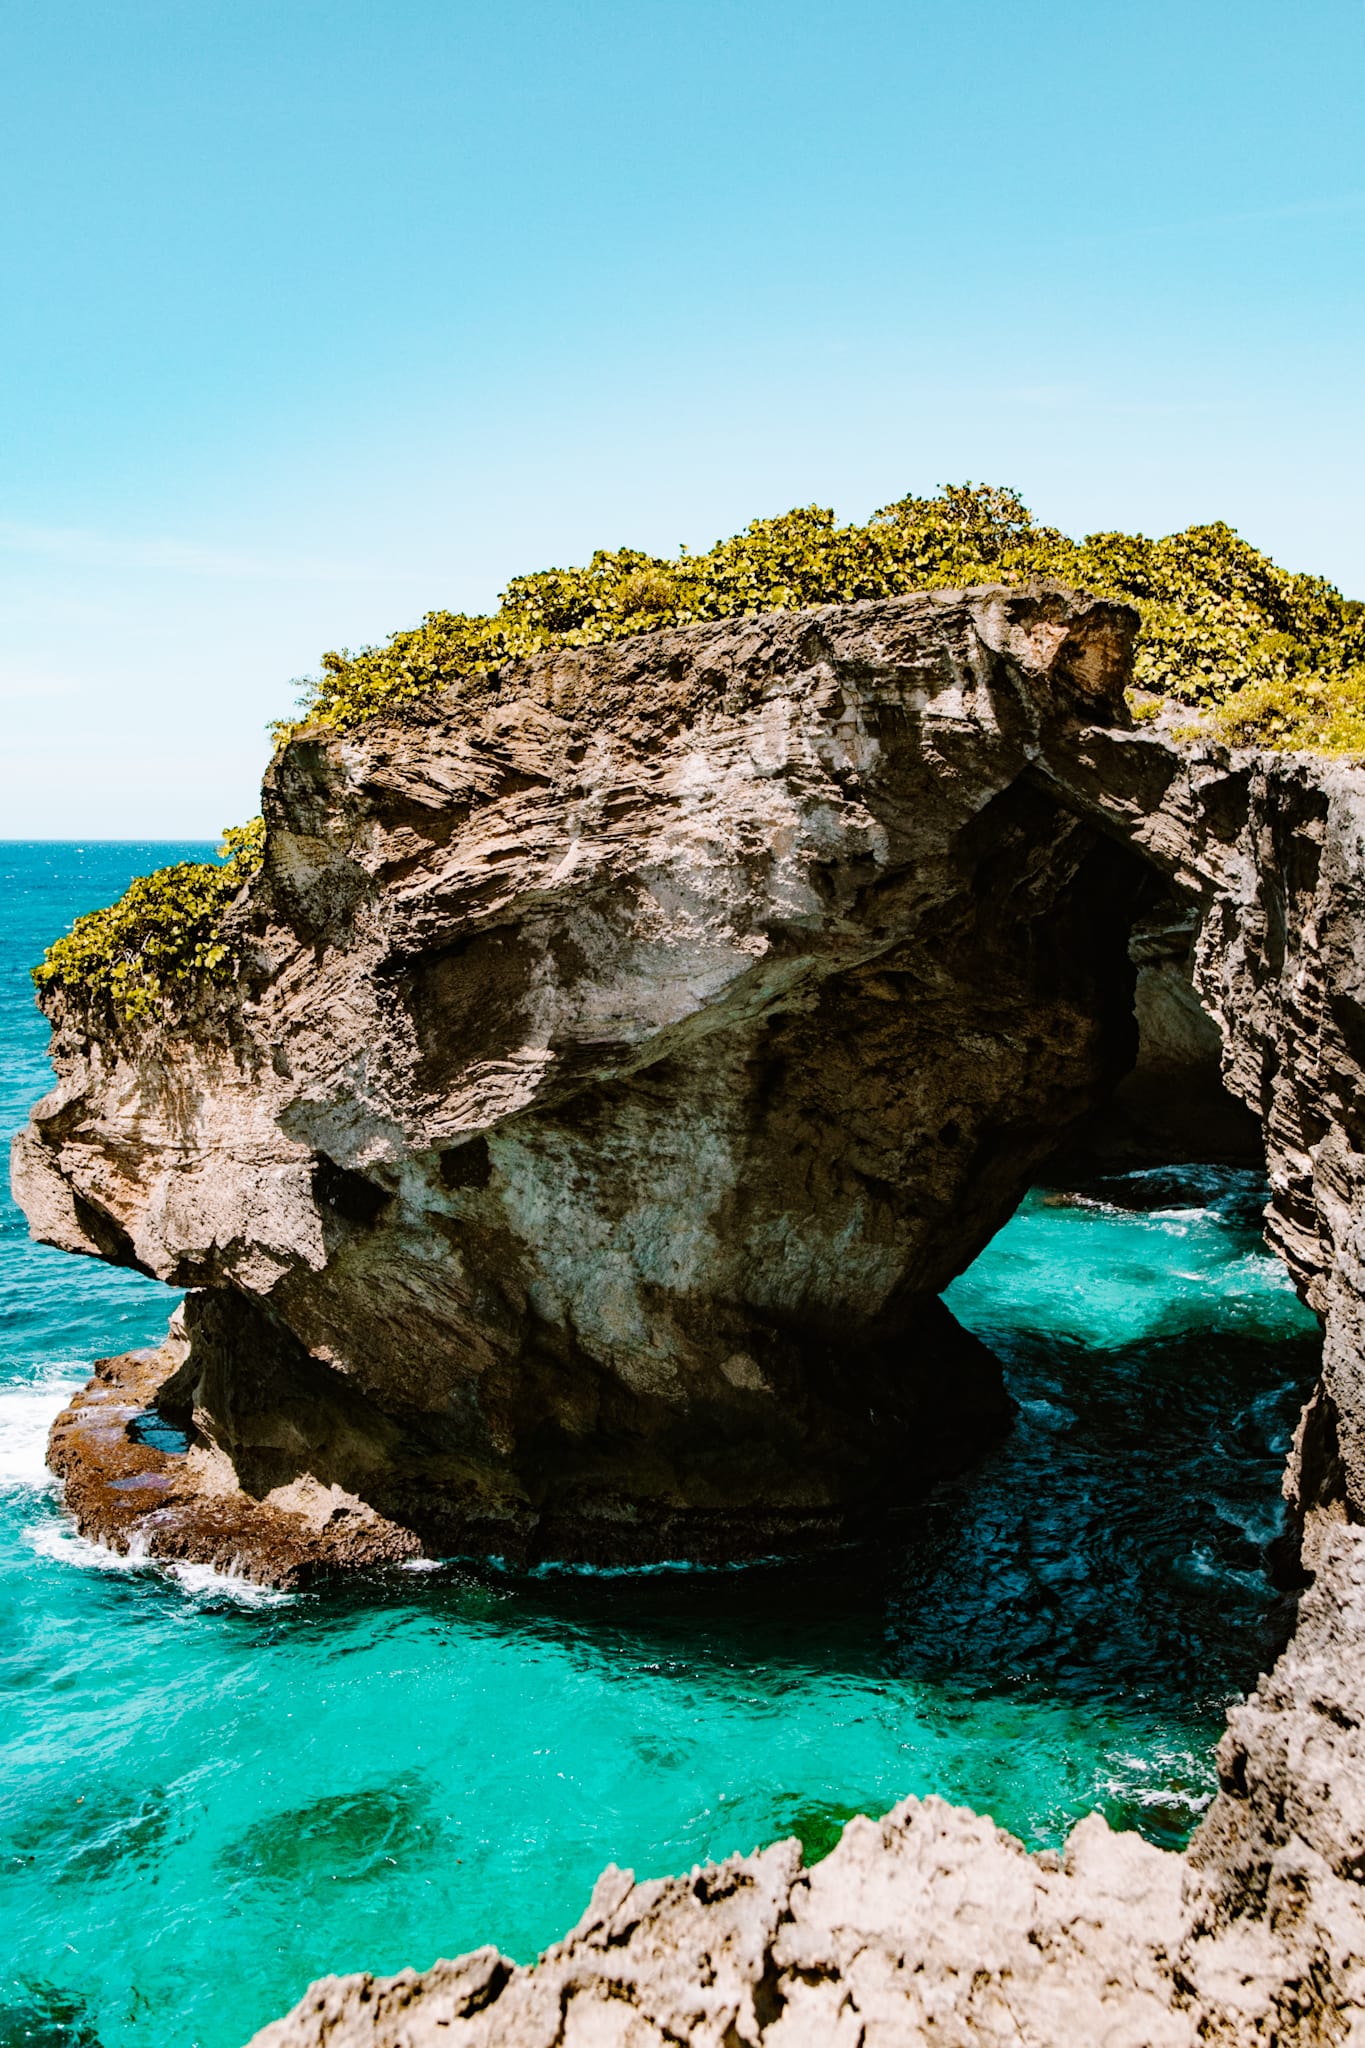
[1097,1766,1213,1819]
[524,1552,797,1579]
[1211,1496,1284,1547]
[1133,1785,1213,1816]
[1224,1251,1302,1294]
[0,1373,84,1488]
[26,1520,149,1572]
[1182,1542,1269,1594]
[165,1560,294,1608]
[26,1519,292,1607]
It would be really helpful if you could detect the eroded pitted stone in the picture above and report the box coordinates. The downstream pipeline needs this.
[14,586,1163,1566]
[14,583,1365,2039]
[14,586,1365,1572]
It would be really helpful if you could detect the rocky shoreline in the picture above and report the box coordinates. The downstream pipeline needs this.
[13,582,1365,2038]
[250,1527,1365,2046]
[47,1320,421,1586]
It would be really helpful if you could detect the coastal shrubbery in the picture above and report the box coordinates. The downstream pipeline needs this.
[1212,663,1365,751]
[33,485,1365,1024]
[33,819,265,1024]
[287,484,1365,745]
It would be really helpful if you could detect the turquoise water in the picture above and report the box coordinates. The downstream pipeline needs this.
[0,844,1322,2048]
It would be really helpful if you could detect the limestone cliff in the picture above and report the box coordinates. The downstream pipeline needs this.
[16,584,1151,1568]
[14,584,1365,1568]
[14,582,1365,2040]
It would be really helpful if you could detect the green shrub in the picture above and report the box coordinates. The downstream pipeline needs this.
[1213,665,1365,752]
[34,818,265,1025]
[34,484,1365,1029]
[286,485,1364,738]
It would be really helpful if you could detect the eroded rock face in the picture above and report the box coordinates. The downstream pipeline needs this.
[14,585,1168,1564]
[14,585,1365,1566]
[15,582,1365,2040]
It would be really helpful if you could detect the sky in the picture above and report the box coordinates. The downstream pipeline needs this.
[1,0,1362,838]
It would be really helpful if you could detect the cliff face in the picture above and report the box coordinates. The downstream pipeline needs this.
[14,582,1365,2039]
[11,584,1365,1570]
[11,587,1126,1566]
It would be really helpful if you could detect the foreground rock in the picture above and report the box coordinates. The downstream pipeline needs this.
[250,1529,1365,2047]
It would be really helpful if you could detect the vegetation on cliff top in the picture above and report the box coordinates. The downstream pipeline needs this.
[33,820,265,1025]
[289,482,1365,746]
[33,485,1365,1026]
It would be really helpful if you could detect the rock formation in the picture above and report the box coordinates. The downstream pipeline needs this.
[16,584,1365,1567]
[15,584,1166,1571]
[14,582,1365,2036]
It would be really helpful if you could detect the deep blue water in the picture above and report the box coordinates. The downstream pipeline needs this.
[0,843,1322,2048]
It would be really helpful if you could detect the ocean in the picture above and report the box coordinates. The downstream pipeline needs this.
[0,842,1322,2048]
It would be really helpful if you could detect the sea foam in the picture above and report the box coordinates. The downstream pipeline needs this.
[26,1517,293,1606]
[0,1372,83,1488]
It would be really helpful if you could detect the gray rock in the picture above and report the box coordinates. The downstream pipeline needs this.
[14,582,1365,2038]
[7,584,1260,1564]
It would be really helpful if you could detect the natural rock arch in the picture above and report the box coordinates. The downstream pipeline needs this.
[10,585,1357,1577]
[19,582,1365,2039]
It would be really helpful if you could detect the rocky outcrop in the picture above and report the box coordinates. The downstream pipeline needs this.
[249,1528,1365,2047]
[13,583,1365,1563]
[45,1313,420,1585]
[15,585,1155,1566]
[15,580,1365,2040]
[251,1806,1191,2048]
[16,584,1365,1569]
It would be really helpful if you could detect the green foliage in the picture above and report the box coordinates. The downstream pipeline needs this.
[34,818,265,1025]
[34,485,1365,1032]
[283,483,1363,740]
[1213,665,1365,752]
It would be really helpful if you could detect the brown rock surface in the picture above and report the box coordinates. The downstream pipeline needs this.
[48,1316,420,1586]
[14,581,1365,2040]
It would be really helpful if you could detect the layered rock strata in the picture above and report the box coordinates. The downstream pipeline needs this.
[15,581,1365,2039]
[14,584,1365,1562]
[14,585,1157,1564]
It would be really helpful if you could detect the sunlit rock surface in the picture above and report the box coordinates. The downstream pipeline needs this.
[16,585,1156,1566]
[14,582,1365,2038]
[16,585,1365,1567]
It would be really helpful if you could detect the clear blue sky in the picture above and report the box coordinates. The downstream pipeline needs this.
[2,0,1362,836]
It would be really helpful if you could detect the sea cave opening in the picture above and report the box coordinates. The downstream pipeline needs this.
[4,1124,1323,2045]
